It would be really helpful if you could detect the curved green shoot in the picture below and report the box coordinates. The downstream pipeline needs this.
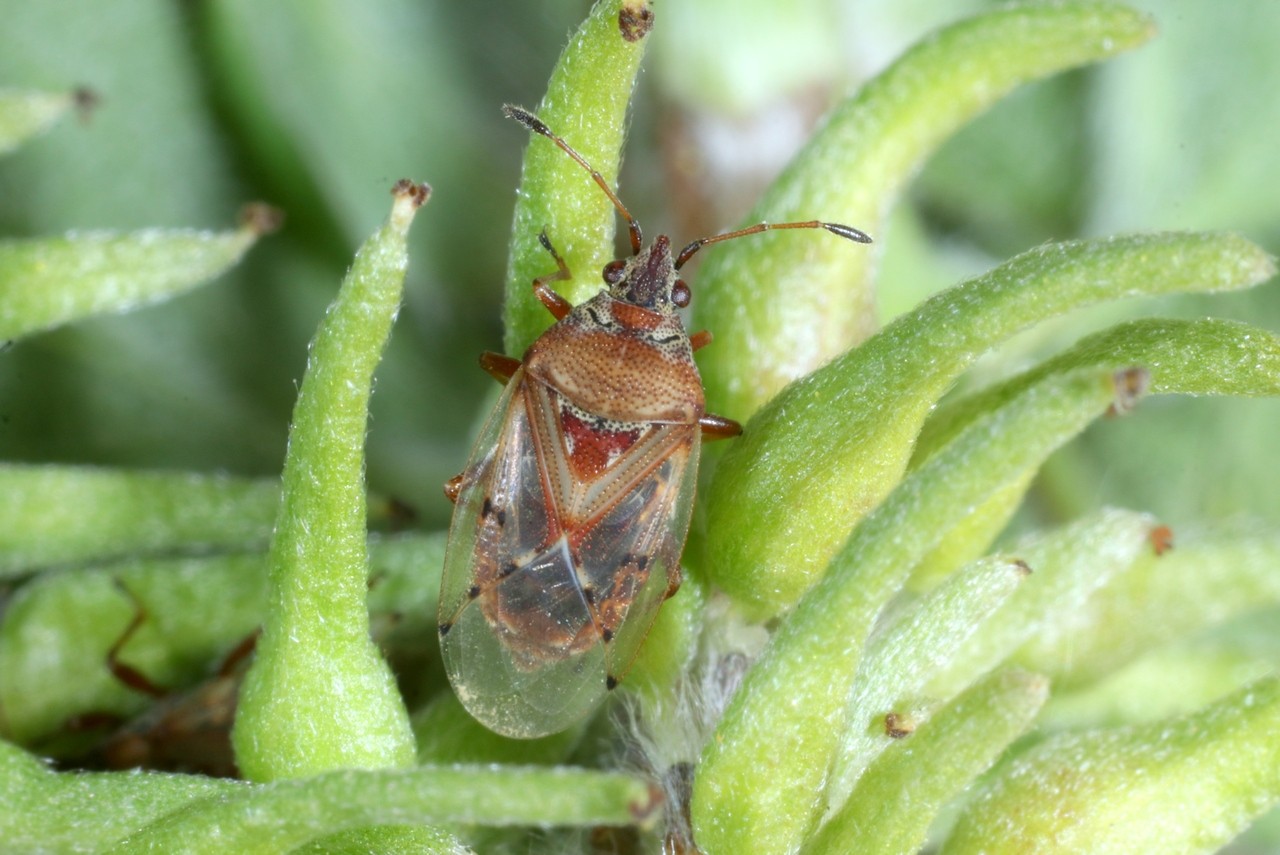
[0,86,88,155]
[692,2,1156,421]
[0,206,279,342]
[908,317,1280,588]
[704,233,1275,618]
[503,0,653,355]
[232,183,429,781]
[0,465,280,579]
[944,676,1280,854]
[806,670,1048,855]
[826,556,1029,810]
[694,367,1128,855]
[107,766,655,854]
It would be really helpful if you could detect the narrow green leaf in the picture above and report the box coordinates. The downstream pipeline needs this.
[919,317,1280,461]
[926,509,1156,702]
[693,368,1124,855]
[503,0,653,355]
[0,739,240,853]
[807,670,1049,855]
[692,2,1155,421]
[826,556,1028,811]
[292,826,471,855]
[107,766,655,854]
[943,676,1280,854]
[232,183,430,781]
[1018,523,1280,689]
[0,86,85,155]
[907,317,1280,588]
[1042,628,1280,732]
[704,233,1275,618]
[0,533,443,745]
[0,206,278,342]
[0,465,279,579]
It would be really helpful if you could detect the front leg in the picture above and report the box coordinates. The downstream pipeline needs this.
[699,413,742,440]
[533,230,573,320]
[479,351,521,385]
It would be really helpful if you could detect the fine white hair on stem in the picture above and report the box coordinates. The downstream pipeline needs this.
[614,595,768,853]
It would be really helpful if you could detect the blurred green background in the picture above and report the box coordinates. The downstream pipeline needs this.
[1,0,1277,532]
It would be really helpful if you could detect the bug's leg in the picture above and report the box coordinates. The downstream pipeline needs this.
[699,413,743,440]
[663,563,684,601]
[533,229,574,320]
[688,330,713,352]
[215,631,260,679]
[105,583,168,700]
[444,458,491,505]
[479,351,522,385]
[443,474,465,504]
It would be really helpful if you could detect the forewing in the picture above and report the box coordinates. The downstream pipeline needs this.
[583,431,701,683]
[440,376,606,738]
[440,372,704,738]
[439,374,535,622]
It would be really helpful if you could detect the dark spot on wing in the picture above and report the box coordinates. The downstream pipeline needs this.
[606,674,619,690]
[438,622,452,636]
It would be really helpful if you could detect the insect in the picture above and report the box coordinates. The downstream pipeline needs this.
[438,105,871,739]
[55,585,257,778]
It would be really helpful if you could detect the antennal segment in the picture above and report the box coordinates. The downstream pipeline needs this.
[503,104,643,255]
[674,220,872,270]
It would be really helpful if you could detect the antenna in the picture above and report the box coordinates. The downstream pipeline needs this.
[675,220,872,270]
[504,105,643,255]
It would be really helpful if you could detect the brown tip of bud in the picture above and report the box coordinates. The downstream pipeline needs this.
[1108,367,1151,416]
[1149,524,1175,556]
[71,86,100,122]
[391,179,431,209]
[619,1,654,42]
[239,203,285,236]
[885,711,916,739]
[1010,558,1034,577]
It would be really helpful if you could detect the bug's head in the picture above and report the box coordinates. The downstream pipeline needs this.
[601,235,691,312]
[504,104,872,314]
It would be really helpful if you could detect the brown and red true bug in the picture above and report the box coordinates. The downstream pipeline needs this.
[438,105,871,738]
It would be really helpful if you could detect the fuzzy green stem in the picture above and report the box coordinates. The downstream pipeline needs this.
[0,465,280,578]
[944,676,1280,853]
[503,0,653,355]
[704,233,1275,618]
[692,2,1156,421]
[808,670,1048,855]
[0,86,86,155]
[107,766,656,853]
[694,367,1125,855]
[0,207,278,342]
[232,183,429,781]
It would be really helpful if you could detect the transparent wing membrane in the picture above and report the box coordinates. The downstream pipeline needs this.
[440,373,700,738]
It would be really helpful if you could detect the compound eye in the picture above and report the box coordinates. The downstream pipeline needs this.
[602,259,627,285]
[672,279,691,308]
